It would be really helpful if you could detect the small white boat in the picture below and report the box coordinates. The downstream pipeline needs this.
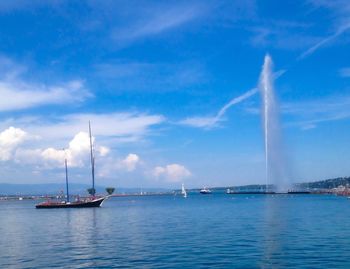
[181,183,187,198]
[200,187,212,194]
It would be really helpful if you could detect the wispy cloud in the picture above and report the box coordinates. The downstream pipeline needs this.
[0,56,90,112]
[298,22,350,60]
[287,111,350,130]
[179,116,219,129]
[247,2,350,58]
[308,0,350,15]
[249,20,317,51]
[179,88,258,129]
[1,112,165,144]
[215,88,258,121]
[111,3,204,43]
[280,94,350,129]
[0,0,57,12]
[93,61,207,92]
[298,0,350,59]
[339,68,350,77]
[0,80,89,112]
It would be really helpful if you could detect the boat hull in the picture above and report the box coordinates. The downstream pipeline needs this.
[287,191,311,194]
[35,197,107,209]
[227,191,276,194]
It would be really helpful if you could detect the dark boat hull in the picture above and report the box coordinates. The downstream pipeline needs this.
[36,197,107,209]
[227,191,276,194]
[287,191,311,194]
[227,191,311,195]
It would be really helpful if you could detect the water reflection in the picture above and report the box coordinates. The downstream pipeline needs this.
[262,195,288,268]
[63,208,100,267]
[2,195,350,268]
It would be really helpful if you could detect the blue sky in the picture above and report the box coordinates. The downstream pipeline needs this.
[0,0,349,188]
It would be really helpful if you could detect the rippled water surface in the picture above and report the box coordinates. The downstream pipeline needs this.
[1,194,350,268]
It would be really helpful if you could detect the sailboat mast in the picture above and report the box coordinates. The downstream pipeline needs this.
[65,157,69,203]
[89,121,95,195]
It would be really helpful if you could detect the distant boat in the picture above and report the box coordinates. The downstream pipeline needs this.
[200,187,212,194]
[36,122,110,209]
[181,183,187,198]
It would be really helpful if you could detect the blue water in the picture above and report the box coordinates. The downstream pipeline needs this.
[1,194,350,268]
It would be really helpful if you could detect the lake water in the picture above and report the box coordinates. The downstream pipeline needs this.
[1,193,350,268]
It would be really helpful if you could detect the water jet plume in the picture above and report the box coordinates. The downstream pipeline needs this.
[259,54,290,192]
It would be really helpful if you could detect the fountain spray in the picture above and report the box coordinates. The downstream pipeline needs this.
[259,54,289,192]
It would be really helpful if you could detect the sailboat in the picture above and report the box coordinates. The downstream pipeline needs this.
[36,122,109,209]
[181,183,187,198]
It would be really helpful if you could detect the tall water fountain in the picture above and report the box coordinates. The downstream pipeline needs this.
[259,54,290,192]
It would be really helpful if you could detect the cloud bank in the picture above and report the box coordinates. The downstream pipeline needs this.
[0,127,28,161]
[152,164,191,182]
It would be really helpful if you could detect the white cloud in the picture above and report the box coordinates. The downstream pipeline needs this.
[121,153,140,172]
[96,153,141,178]
[0,127,28,161]
[3,127,144,182]
[40,132,109,167]
[0,126,27,147]
[41,147,66,165]
[98,146,110,157]
[152,164,191,182]
[7,130,109,169]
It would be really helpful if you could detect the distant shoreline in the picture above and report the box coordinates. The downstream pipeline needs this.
[1,176,349,197]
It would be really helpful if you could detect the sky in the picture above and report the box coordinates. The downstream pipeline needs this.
[0,0,349,188]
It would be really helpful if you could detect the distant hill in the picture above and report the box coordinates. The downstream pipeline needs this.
[0,183,98,196]
[1,176,349,195]
[189,177,350,192]
[0,183,169,196]
[297,177,350,189]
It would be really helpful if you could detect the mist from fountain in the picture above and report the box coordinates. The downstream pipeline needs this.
[259,54,290,192]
